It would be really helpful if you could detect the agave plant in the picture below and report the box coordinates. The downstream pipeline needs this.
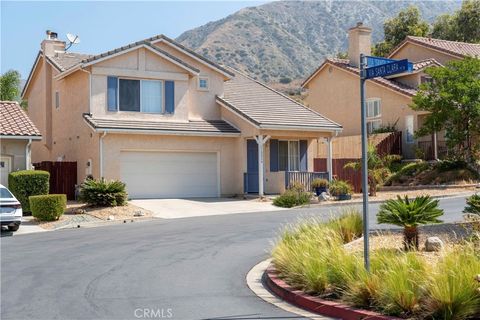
[377,195,444,250]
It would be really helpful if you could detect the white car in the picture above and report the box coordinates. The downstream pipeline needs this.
[0,184,22,232]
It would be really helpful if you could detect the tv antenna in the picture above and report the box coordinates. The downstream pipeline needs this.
[65,33,80,51]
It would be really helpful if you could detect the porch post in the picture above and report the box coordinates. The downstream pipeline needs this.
[255,135,270,197]
[433,131,438,160]
[326,137,333,181]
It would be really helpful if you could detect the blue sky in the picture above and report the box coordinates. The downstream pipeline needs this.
[1,1,266,78]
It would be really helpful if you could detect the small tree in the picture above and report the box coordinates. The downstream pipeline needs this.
[411,57,480,164]
[377,195,443,250]
[372,6,430,56]
[344,144,398,196]
[432,0,480,43]
[0,70,27,109]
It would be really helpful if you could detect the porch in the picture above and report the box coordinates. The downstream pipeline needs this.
[243,134,333,195]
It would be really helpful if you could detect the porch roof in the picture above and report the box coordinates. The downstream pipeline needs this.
[83,114,240,137]
[217,69,342,132]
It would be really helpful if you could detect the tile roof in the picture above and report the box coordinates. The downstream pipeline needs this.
[412,58,443,70]
[0,101,41,137]
[392,36,480,58]
[304,58,417,97]
[47,52,92,71]
[46,34,233,77]
[83,114,240,136]
[218,68,342,131]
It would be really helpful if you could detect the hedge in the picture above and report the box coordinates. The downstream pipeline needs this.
[8,170,50,213]
[29,194,66,221]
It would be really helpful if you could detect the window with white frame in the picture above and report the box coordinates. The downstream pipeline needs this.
[118,79,163,113]
[366,98,381,134]
[278,140,300,171]
[198,76,209,90]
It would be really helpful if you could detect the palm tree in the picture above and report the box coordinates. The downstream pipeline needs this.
[377,195,444,250]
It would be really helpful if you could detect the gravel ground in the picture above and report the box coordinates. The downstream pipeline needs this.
[36,202,154,230]
[346,223,475,265]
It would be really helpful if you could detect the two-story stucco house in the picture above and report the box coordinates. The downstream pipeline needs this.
[302,23,480,159]
[22,31,341,198]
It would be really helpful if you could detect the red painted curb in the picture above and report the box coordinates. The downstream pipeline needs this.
[264,265,401,320]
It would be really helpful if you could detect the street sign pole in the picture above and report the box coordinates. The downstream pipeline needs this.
[359,53,370,272]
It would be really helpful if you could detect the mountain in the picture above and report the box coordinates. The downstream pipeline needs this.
[177,1,461,83]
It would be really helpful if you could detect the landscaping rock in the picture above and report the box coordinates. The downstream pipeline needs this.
[134,210,145,217]
[107,215,115,221]
[318,192,330,201]
[425,236,444,251]
[74,208,86,215]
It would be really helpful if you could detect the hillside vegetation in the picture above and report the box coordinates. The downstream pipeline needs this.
[177,1,460,83]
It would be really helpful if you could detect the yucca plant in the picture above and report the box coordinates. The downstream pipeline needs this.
[377,195,444,250]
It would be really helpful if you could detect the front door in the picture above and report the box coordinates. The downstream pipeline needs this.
[246,140,258,193]
[0,156,12,187]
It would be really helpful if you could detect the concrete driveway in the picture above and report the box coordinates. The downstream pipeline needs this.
[130,197,284,219]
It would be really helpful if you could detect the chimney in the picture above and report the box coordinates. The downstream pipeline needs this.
[41,30,65,56]
[348,22,372,67]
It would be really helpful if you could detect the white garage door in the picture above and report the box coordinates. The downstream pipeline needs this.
[120,151,218,199]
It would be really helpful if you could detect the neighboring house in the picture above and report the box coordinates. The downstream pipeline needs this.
[0,101,42,186]
[302,23,480,159]
[22,31,341,198]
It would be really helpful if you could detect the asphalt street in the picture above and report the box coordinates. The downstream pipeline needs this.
[0,196,468,320]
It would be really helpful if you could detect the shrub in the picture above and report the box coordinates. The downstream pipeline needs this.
[273,188,311,208]
[79,178,127,207]
[424,244,480,320]
[29,194,66,221]
[377,195,444,250]
[288,181,305,192]
[329,180,353,197]
[8,170,49,212]
[327,208,363,243]
[464,194,480,215]
[311,178,329,189]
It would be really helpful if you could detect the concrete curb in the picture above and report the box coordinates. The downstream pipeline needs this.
[264,263,401,320]
[246,258,331,319]
[300,191,476,209]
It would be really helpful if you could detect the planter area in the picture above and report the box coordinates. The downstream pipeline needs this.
[268,207,480,319]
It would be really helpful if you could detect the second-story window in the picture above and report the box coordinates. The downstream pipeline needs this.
[198,76,209,91]
[119,79,162,113]
[108,76,175,114]
[55,91,60,109]
[366,98,381,134]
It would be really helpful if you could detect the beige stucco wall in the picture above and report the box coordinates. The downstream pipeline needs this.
[102,133,243,196]
[25,59,99,183]
[304,63,425,158]
[390,43,461,66]
[1,139,28,172]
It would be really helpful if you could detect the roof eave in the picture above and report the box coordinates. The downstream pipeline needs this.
[0,135,42,140]
[152,37,234,79]
[259,124,342,133]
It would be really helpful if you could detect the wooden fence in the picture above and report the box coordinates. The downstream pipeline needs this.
[314,158,363,193]
[285,171,329,191]
[33,161,77,200]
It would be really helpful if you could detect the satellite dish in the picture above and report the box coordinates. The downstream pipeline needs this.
[65,33,80,51]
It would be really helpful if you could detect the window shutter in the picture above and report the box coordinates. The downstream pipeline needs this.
[270,139,279,172]
[165,81,175,113]
[300,140,308,171]
[107,76,118,111]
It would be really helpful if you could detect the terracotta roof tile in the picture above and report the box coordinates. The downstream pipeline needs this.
[314,58,417,97]
[218,68,342,131]
[394,36,480,58]
[412,58,443,70]
[47,52,92,71]
[0,101,41,137]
